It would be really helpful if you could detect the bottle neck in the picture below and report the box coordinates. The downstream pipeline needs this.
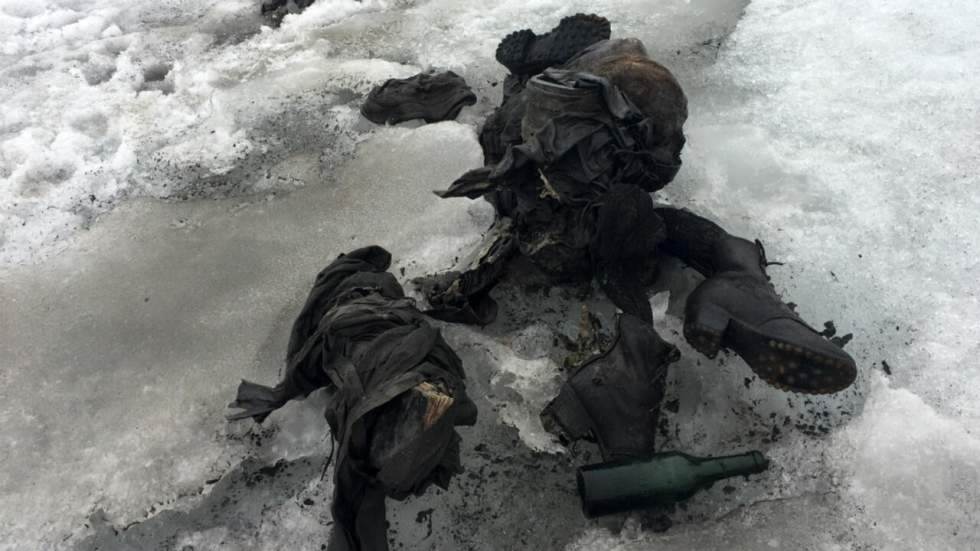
[691,451,769,483]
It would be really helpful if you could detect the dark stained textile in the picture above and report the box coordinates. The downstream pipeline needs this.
[228,246,476,551]
[426,70,678,320]
[361,71,477,125]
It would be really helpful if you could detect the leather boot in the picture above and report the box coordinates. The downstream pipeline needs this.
[684,237,858,394]
[541,314,679,461]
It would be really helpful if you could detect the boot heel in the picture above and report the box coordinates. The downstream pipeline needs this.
[684,302,730,358]
[541,385,593,443]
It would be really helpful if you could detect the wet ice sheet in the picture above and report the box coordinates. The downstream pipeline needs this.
[0,121,490,547]
[1,0,979,549]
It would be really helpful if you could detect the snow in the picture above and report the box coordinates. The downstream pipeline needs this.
[572,0,980,548]
[0,0,418,264]
[1,0,978,549]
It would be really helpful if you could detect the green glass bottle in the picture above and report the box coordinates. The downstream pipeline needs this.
[576,450,770,517]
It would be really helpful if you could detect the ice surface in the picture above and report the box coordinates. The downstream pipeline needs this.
[1,0,979,549]
[0,0,421,264]
[0,120,490,547]
[572,0,980,549]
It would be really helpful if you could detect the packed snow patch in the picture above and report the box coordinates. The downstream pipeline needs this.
[0,0,419,264]
[836,376,980,549]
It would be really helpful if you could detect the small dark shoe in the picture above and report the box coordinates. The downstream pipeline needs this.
[541,314,679,461]
[684,238,858,394]
[361,71,477,125]
[495,14,611,76]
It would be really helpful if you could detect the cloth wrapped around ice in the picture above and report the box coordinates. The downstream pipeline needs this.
[228,246,477,551]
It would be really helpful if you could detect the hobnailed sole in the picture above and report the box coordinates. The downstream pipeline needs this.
[495,14,611,75]
[684,304,856,395]
[496,29,535,72]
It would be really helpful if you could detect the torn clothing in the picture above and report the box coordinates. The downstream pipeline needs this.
[428,70,679,321]
[228,246,476,551]
[479,83,528,166]
[415,217,519,325]
[440,69,682,201]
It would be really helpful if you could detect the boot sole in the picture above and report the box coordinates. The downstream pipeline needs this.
[495,14,611,75]
[684,303,856,394]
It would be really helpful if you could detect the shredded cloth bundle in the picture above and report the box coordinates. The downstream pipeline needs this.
[228,246,477,551]
[421,69,681,324]
[437,68,683,203]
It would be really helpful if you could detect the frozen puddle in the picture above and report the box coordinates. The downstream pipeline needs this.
[2,0,979,550]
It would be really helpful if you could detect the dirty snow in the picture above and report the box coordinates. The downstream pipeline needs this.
[1,0,978,549]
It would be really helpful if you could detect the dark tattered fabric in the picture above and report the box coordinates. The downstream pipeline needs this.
[439,69,681,201]
[427,69,678,321]
[361,71,477,125]
[228,246,476,551]
[478,83,528,166]
[414,217,519,325]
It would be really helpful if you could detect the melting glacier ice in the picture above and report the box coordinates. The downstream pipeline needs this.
[1,0,978,549]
